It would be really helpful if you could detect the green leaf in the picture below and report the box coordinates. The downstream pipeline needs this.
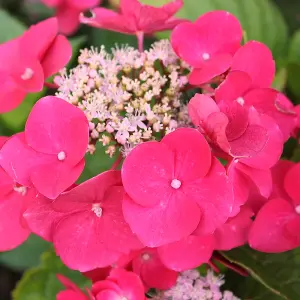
[0,235,50,271]
[68,36,87,67]
[155,0,288,61]
[0,89,47,132]
[0,9,26,42]
[221,246,300,299]
[289,30,300,64]
[272,67,288,91]
[13,251,90,300]
[287,63,300,100]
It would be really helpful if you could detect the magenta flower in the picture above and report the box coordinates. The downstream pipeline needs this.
[249,161,300,252]
[41,0,101,35]
[92,269,146,300]
[188,94,283,170]
[122,128,234,247]
[131,248,178,290]
[0,96,89,199]
[80,0,184,41]
[171,11,242,85]
[215,41,296,141]
[0,18,71,113]
[48,171,142,272]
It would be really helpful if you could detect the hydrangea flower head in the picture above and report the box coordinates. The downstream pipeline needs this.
[0,96,89,199]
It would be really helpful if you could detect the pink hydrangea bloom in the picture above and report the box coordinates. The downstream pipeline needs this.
[171,11,242,85]
[249,161,300,252]
[122,128,234,247]
[215,42,296,141]
[48,171,142,272]
[80,0,184,37]
[92,269,146,300]
[41,0,101,35]
[0,18,71,113]
[0,96,89,199]
[131,248,178,290]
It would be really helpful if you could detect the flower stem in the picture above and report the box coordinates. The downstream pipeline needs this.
[110,152,123,170]
[136,31,144,52]
[207,260,220,273]
[212,252,249,277]
[44,81,59,89]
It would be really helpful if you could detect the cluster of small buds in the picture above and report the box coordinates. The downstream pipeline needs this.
[55,40,190,156]
[154,270,240,300]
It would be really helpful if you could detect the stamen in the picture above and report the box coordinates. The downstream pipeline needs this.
[21,68,34,80]
[57,151,66,161]
[171,179,181,189]
[202,53,210,61]
[295,205,300,214]
[92,203,103,217]
[142,253,151,261]
[236,97,245,106]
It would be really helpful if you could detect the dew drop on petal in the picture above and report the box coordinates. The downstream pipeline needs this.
[171,179,181,189]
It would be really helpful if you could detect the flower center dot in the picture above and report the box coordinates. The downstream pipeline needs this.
[202,53,210,60]
[295,205,300,214]
[171,179,181,189]
[236,97,245,106]
[142,253,151,261]
[57,151,66,161]
[21,68,34,80]
[92,203,103,217]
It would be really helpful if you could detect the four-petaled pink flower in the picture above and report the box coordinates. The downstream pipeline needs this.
[122,128,234,247]
[0,18,71,113]
[0,96,89,199]
[41,0,101,35]
[215,41,296,141]
[171,10,242,85]
[249,161,300,252]
[48,170,142,272]
[80,0,184,41]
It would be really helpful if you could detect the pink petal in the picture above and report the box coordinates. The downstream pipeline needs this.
[30,159,85,199]
[157,235,214,271]
[57,5,81,35]
[284,163,300,205]
[249,198,299,252]
[161,128,212,179]
[122,192,201,247]
[0,167,14,198]
[215,71,252,103]
[96,290,120,300]
[229,124,268,158]
[67,0,100,10]
[108,269,145,300]
[194,11,242,56]
[188,94,220,127]
[80,8,132,34]
[189,54,232,86]
[122,141,173,207]
[271,160,294,200]
[132,248,178,290]
[231,41,275,88]
[0,136,8,148]
[54,186,141,271]
[285,217,300,245]
[186,158,234,236]
[0,192,31,251]
[235,163,272,199]
[53,170,122,212]
[0,74,26,113]
[240,114,283,169]
[214,206,253,250]
[21,18,58,60]
[23,193,65,241]
[0,133,38,187]
[244,89,297,141]
[42,35,72,79]
[25,96,89,165]
[57,290,88,300]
